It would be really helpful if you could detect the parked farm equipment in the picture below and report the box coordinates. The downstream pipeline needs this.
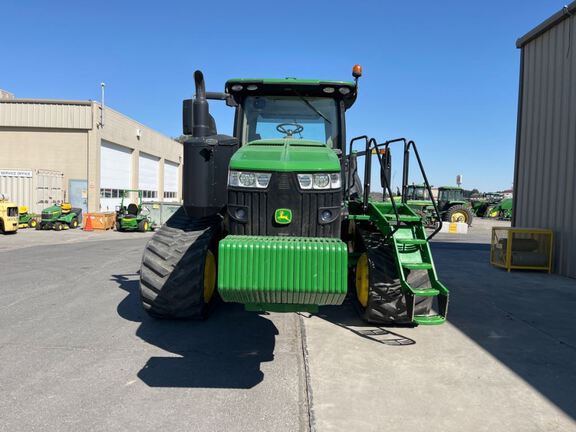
[0,195,19,234]
[115,190,151,232]
[37,203,82,230]
[405,185,473,226]
[139,66,449,326]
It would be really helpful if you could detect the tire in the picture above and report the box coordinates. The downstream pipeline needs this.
[138,219,149,232]
[36,222,43,230]
[485,205,498,219]
[443,205,473,226]
[28,219,37,229]
[54,222,63,231]
[354,229,432,325]
[139,207,221,319]
[116,221,122,232]
[69,218,78,229]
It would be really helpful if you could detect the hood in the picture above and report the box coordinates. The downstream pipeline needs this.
[229,139,341,172]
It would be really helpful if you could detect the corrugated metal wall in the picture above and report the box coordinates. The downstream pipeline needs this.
[516,13,576,278]
[0,170,33,210]
[0,101,93,129]
[0,169,64,214]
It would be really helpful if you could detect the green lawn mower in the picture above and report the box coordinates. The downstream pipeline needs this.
[115,190,151,232]
[137,66,450,326]
[37,203,82,231]
[18,206,38,229]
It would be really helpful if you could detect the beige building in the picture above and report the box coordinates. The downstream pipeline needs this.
[0,96,182,213]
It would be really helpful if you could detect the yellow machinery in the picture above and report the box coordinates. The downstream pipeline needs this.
[491,227,554,272]
[0,195,19,234]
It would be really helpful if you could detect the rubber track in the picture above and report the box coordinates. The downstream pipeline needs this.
[139,207,220,319]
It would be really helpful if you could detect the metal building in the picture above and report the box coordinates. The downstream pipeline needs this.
[0,96,182,214]
[515,2,576,278]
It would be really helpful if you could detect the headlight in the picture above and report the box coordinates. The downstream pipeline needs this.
[314,174,330,189]
[228,171,271,189]
[297,173,341,190]
[297,174,313,190]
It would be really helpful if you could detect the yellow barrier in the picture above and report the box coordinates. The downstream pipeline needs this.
[83,212,116,230]
[490,227,553,272]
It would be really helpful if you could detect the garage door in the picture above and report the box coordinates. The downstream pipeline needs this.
[163,160,179,202]
[100,141,132,211]
[139,152,159,200]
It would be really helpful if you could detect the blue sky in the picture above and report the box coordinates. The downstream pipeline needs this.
[1,1,567,191]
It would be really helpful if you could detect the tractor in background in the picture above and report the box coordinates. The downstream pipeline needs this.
[471,192,504,217]
[18,206,38,229]
[138,66,449,326]
[37,203,82,230]
[405,185,473,226]
[115,190,151,232]
[0,195,19,234]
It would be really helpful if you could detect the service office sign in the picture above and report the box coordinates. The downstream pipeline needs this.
[0,169,33,178]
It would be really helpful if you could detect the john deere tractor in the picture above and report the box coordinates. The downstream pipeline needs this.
[0,195,19,234]
[115,189,151,232]
[139,67,449,326]
[405,184,473,226]
[37,203,82,230]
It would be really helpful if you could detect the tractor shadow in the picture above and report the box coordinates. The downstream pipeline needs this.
[113,274,277,389]
[309,297,416,346]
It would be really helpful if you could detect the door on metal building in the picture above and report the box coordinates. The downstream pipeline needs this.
[36,169,64,211]
[69,180,88,214]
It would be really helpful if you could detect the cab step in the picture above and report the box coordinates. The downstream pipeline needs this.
[412,287,440,296]
[402,262,433,270]
[396,238,427,245]
[413,315,446,325]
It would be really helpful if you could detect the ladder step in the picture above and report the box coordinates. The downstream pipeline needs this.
[412,287,440,296]
[396,239,427,245]
[413,315,446,325]
[402,262,432,270]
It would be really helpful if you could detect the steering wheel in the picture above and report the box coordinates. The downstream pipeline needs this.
[276,122,304,137]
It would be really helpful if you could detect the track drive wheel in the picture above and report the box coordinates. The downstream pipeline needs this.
[139,207,221,319]
[354,231,432,325]
[443,205,473,226]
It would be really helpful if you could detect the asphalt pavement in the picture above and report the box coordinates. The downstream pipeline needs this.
[0,236,309,432]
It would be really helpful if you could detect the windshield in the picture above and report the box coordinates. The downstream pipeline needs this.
[439,189,463,201]
[406,186,430,200]
[242,96,340,147]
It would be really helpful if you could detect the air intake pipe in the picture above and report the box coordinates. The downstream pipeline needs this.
[182,70,239,218]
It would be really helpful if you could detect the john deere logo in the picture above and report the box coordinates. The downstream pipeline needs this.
[275,208,292,224]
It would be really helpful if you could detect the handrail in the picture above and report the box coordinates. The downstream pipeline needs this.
[347,135,443,241]
[406,140,443,240]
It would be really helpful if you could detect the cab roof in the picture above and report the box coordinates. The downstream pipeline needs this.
[225,78,358,109]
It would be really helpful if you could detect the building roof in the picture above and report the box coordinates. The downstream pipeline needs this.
[516,1,576,48]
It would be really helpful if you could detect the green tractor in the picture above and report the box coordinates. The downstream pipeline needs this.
[486,197,513,220]
[138,66,449,326]
[471,192,504,217]
[115,189,151,232]
[37,203,82,231]
[405,185,473,226]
